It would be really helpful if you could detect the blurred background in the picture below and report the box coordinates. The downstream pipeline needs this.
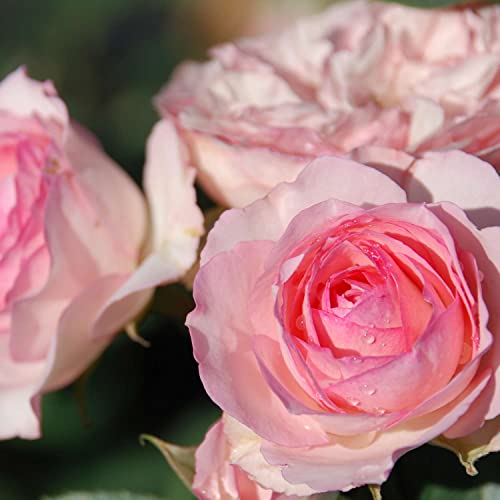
[0,1,498,499]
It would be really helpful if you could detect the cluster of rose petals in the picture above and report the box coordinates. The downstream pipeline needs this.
[0,68,203,440]
[157,0,500,207]
[194,417,312,500]
[187,151,499,493]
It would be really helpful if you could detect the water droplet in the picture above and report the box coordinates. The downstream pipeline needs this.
[296,315,305,330]
[374,407,386,415]
[373,242,380,248]
[351,356,363,364]
[347,397,360,407]
[342,219,360,231]
[361,384,376,396]
[362,332,376,345]
[381,342,387,348]
[478,270,485,282]
[304,424,311,431]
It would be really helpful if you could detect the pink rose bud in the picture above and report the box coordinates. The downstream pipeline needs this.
[0,68,203,440]
[157,0,500,208]
[187,152,499,494]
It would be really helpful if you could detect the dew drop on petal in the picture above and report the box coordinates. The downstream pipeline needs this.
[374,407,386,415]
[478,270,485,282]
[362,332,376,345]
[361,384,376,396]
[296,315,305,330]
[304,424,311,431]
[352,356,363,364]
[347,397,360,407]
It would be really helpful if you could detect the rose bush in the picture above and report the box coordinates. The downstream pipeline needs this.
[0,68,203,440]
[157,0,500,208]
[187,151,499,494]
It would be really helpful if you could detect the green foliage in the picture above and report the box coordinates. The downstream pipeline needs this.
[420,482,500,500]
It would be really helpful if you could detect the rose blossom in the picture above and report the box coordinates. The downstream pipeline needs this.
[0,68,203,439]
[157,0,500,208]
[187,151,499,494]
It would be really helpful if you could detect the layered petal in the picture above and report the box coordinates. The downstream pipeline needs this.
[188,241,329,447]
[203,157,406,264]
[406,151,500,228]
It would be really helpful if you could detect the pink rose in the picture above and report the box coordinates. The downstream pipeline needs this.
[0,68,203,439]
[187,151,499,494]
[157,0,500,207]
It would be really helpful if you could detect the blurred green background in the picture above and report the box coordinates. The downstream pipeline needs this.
[0,1,498,499]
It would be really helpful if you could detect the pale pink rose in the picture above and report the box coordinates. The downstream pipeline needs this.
[157,0,500,207]
[0,68,203,440]
[187,151,499,494]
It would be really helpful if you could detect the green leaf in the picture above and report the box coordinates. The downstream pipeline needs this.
[420,482,500,500]
[41,492,164,500]
[140,435,196,493]
[431,417,500,476]
[369,484,382,500]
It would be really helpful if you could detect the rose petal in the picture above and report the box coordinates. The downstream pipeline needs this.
[41,274,130,392]
[188,241,329,447]
[259,370,490,493]
[0,67,67,126]
[185,131,308,208]
[406,151,500,228]
[92,120,204,316]
[223,414,317,498]
[0,335,46,439]
[203,157,406,264]
[10,174,132,361]
[64,124,148,264]
[427,205,500,433]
